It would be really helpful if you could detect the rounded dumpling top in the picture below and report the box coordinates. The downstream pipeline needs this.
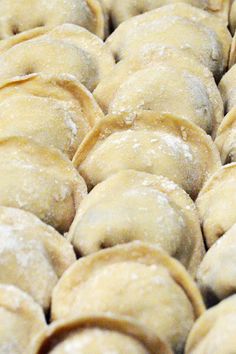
[51,242,205,352]
[0,284,46,354]
[0,0,105,39]
[33,314,172,354]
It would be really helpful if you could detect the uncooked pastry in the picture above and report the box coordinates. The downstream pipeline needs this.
[105,0,230,28]
[0,284,46,354]
[68,170,204,276]
[0,24,115,91]
[186,295,236,354]
[196,163,236,248]
[0,206,76,311]
[51,242,205,353]
[106,3,231,79]
[73,111,221,199]
[33,314,172,354]
[0,0,105,39]
[94,47,223,137]
[0,73,103,159]
[230,0,236,33]
[215,107,236,163]
[0,136,87,233]
[219,64,236,113]
[197,223,236,305]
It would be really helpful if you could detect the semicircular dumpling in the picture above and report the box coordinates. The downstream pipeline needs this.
[218,64,236,113]
[73,111,221,199]
[0,0,105,39]
[94,47,223,137]
[106,3,231,79]
[68,170,204,276]
[197,223,236,305]
[106,0,229,28]
[196,163,236,248]
[0,24,115,91]
[0,136,87,233]
[215,107,236,163]
[102,65,221,135]
[0,73,103,159]
[185,295,236,354]
[51,242,205,353]
[33,314,172,354]
[0,206,76,311]
[0,284,46,354]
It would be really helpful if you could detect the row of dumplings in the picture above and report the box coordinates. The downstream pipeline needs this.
[0,1,235,354]
[0,0,234,40]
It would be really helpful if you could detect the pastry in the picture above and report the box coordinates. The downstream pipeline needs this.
[68,170,204,276]
[73,111,221,198]
[0,24,115,91]
[0,284,46,354]
[0,206,76,311]
[0,0,105,39]
[51,242,205,353]
[106,0,229,28]
[197,223,236,305]
[106,3,231,79]
[94,47,223,137]
[0,73,103,159]
[186,295,236,354]
[33,314,172,354]
[215,107,236,163]
[196,163,236,248]
[219,64,236,113]
[0,136,87,232]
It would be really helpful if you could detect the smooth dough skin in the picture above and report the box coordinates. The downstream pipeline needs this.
[215,107,236,163]
[0,0,105,39]
[33,315,172,354]
[230,0,236,33]
[186,295,236,354]
[0,137,87,233]
[0,206,76,311]
[94,47,223,137]
[219,64,236,113]
[0,73,104,159]
[0,284,46,354]
[51,242,205,353]
[196,163,236,248]
[0,24,115,91]
[105,0,230,28]
[73,111,221,199]
[106,3,231,79]
[68,170,205,276]
[197,224,236,305]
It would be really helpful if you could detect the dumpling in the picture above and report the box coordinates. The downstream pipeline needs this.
[33,314,172,354]
[106,3,231,79]
[218,64,236,113]
[100,65,222,135]
[68,170,204,276]
[230,0,236,33]
[94,47,223,137]
[73,111,221,199]
[0,0,105,39]
[105,0,230,28]
[0,136,87,233]
[215,107,236,163]
[0,206,76,311]
[0,73,103,159]
[197,224,236,305]
[185,295,236,354]
[0,24,115,91]
[0,284,46,354]
[196,163,236,248]
[51,242,205,353]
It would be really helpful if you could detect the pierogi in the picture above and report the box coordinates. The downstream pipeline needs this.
[51,242,205,353]
[73,111,221,198]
